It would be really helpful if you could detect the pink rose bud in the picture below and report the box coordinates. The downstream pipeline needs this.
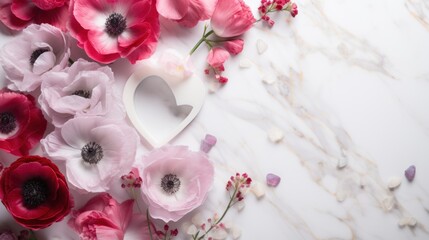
[210,0,256,38]
[224,39,244,55]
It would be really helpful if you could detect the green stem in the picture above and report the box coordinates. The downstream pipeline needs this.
[131,189,144,214]
[189,30,214,55]
[195,187,238,240]
[147,209,154,240]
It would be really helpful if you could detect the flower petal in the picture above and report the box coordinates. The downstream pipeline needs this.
[73,0,107,30]
[156,0,189,20]
[83,40,121,64]
[10,0,36,21]
[32,51,56,75]
[178,0,217,27]
[88,30,120,55]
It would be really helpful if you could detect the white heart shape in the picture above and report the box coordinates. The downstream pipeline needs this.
[123,60,205,148]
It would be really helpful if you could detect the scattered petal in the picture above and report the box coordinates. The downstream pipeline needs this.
[267,127,284,143]
[221,221,232,229]
[257,39,268,54]
[239,58,252,68]
[387,177,402,190]
[266,173,281,187]
[404,165,416,182]
[250,181,265,199]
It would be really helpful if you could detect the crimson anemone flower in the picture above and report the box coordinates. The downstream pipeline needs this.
[0,0,70,31]
[69,0,160,64]
[0,90,47,156]
[0,155,73,230]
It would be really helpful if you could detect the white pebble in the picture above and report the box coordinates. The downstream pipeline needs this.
[387,177,402,190]
[407,217,417,227]
[398,218,408,228]
[262,77,276,85]
[235,201,245,211]
[207,81,220,94]
[268,127,284,143]
[398,217,417,228]
[257,39,268,54]
[337,158,348,169]
[251,181,266,199]
[232,226,242,239]
[382,197,395,211]
[239,58,252,68]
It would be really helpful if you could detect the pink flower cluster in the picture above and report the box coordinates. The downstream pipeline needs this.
[121,169,143,189]
[0,0,298,238]
[189,172,253,239]
[153,224,179,239]
[258,0,298,27]
[194,0,255,84]
[226,172,252,201]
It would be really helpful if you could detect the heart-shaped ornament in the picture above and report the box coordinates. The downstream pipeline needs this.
[123,60,205,148]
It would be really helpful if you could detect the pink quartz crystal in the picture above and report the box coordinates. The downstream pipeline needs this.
[200,134,217,153]
[266,173,281,187]
[405,165,416,182]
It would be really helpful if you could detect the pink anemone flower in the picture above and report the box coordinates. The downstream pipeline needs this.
[139,146,214,222]
[69,0,160,64]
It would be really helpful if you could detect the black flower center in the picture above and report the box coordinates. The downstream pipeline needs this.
[81,142,103,164]
[30,48,49,66]
[0,112,16,134]
[105,13,127,37]
[161,174,181,194]
[72,90,92,99]
[22,178,49,209]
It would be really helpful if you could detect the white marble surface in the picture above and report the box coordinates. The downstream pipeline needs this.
[1,0,429,239]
